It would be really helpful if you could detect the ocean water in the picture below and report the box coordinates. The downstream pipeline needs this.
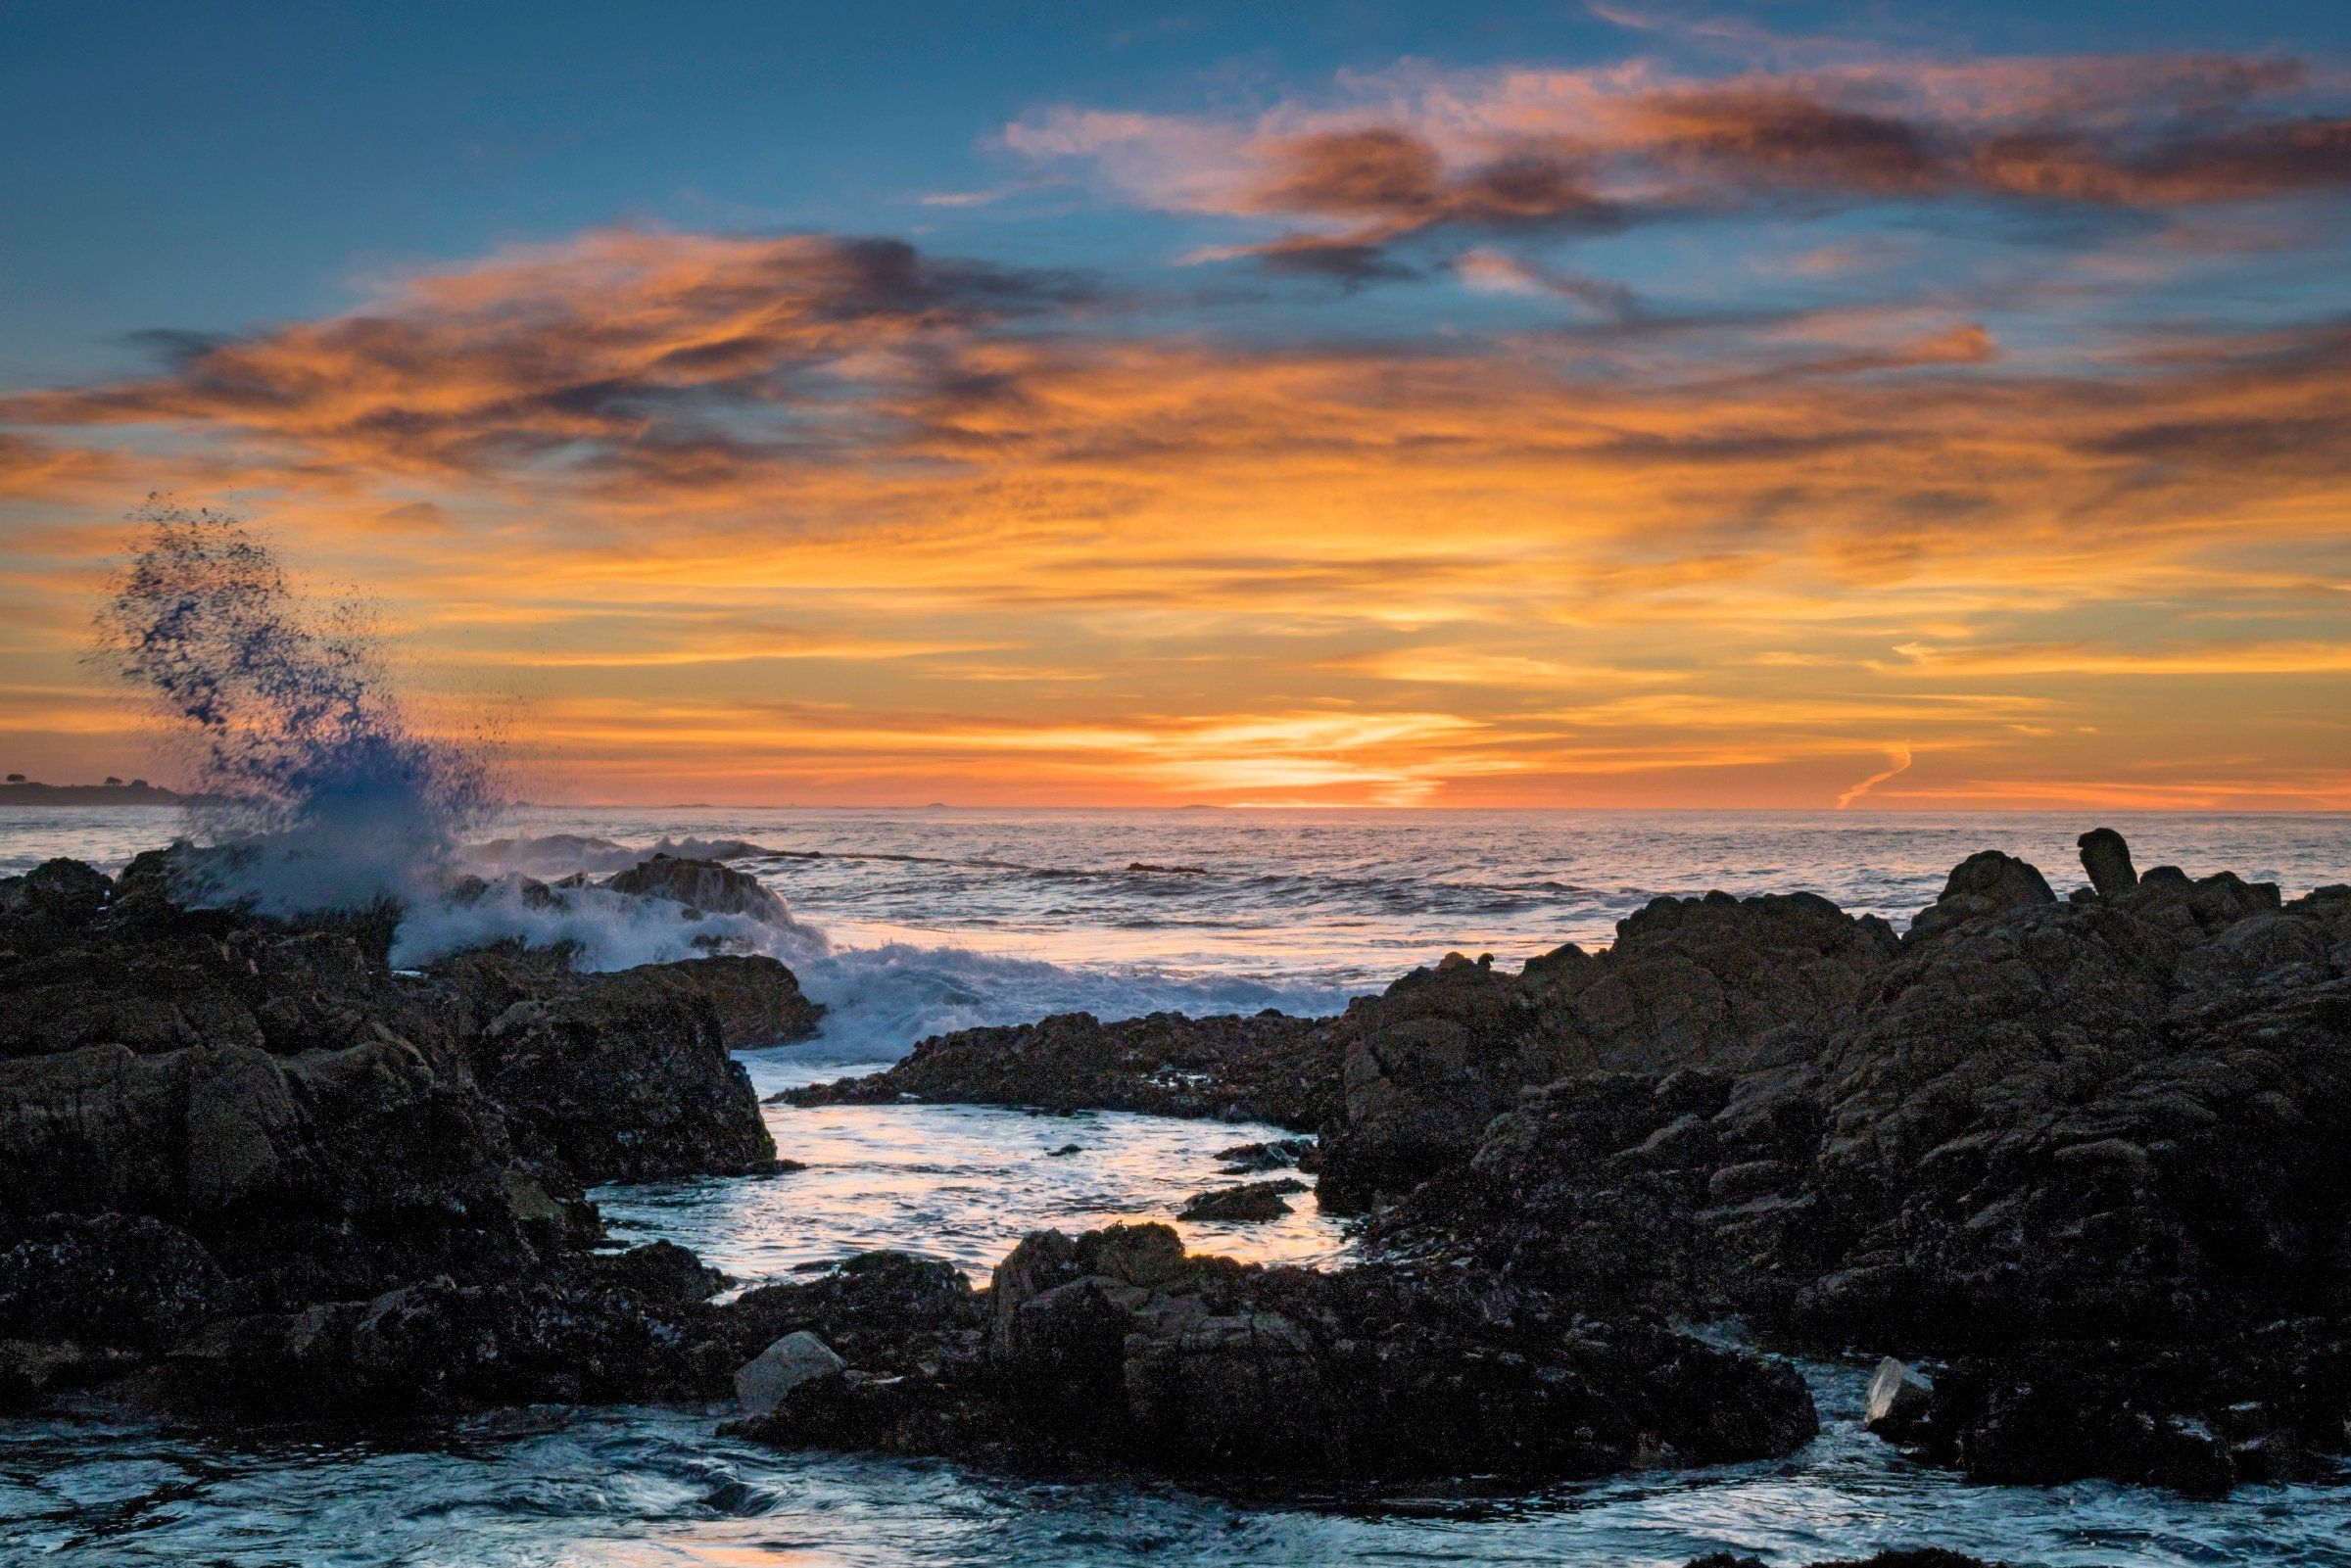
[3,806,2349,1564]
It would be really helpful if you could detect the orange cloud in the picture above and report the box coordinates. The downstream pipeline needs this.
[2,213,2348,808]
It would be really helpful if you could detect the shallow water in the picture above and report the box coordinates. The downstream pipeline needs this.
[4,807,2349,1563]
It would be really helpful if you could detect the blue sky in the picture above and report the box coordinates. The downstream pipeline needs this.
[7,1,2348,383]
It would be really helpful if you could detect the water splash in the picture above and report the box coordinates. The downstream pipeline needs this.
[93,500,498,913]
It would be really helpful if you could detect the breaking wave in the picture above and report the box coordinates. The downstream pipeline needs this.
[93,504,826,972]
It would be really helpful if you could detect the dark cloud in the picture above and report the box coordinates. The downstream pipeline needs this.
[0,231,1097,487]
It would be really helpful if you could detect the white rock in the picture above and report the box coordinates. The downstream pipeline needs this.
[734,1330,845,1415]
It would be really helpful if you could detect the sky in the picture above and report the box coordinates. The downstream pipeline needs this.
[3,0,2350,809]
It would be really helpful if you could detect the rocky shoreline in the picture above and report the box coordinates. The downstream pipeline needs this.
[790,829,2351,1496]
[4,827,2346,1536]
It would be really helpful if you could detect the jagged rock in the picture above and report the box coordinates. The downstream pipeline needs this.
[440,952,780,1183]
[0,1213,228,1349]
[1903,850,2054,943]
[6,858,114,925]
[731,1222,1818,1484]
[789,1009,1340,1128]
[735,1330,845,1414]
[1177,1178,1305,1223]
[2079,827,2138,898]
[1319,890,1895,1209]
[601,854,795,927]
[0,843,820,1403]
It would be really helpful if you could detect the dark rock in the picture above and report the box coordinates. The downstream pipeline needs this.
[731,1222,1818,1485]
[0,1213,227,1349]
[9,859,114,926]
[735,1330,845,1414]
[1177,1179,1306,1223]
[1904,850,2054,944]
[2079,827,2138,898]
[1214,1135,1316,1173]
[444,953,780,1183]
[788,1009,1341,1129]
[601,854,795,927]
[1319,890,1895,1210]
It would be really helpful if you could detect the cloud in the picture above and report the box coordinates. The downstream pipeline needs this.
[1835,742,1913,808]
[1,229,1093,490]
[1008,50,2351,280]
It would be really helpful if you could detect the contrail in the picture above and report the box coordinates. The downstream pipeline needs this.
[1836,743,1913,810]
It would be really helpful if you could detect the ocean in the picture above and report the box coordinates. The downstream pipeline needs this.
[3,805,2347,1565]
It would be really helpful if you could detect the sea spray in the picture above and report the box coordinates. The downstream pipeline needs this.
[92,502,824,971]
[95,500,496,913]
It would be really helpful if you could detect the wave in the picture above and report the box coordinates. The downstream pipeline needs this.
[463,833,781,879]
[775,942,1351,1068]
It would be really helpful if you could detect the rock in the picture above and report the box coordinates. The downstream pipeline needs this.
[0,836,832,1412]
[1177,1179,1306,1223]
[788,1009,1341,1130]
[1903,850,2054,943]
[1319,890,1895,1210]
[1863,1356,1934,1443]
[0,1213,228,1350]
[601,854,796,927]
[735,1330,846,1414]
[731,1223,1819,1484]
[1213,1136,1315,1172]
[10,858,114,926]
[2079,827,2139,898]
[450,954,780,1182]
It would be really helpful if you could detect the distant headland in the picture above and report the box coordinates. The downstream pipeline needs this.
[0,776,192,806]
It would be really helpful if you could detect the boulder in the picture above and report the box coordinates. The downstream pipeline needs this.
[2078,827,2139,898]
[1863,1356,1934,1443]
[1177,1179,1305,1223]
[602,854,795,927]
[454,959,779,1183]
[1903,850,2054,943]
[735,1330,845,1414]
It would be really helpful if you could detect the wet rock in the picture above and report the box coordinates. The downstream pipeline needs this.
[732,1222,1818,1485]
[788,1009,1341,1129]
[1213,1136,1316,1173]
[1863,1356,1934,1444]
[0,839,823,1402]
[601,854,795,927]
[449,955,780,1183]
[6,858,114,926]
[735,1330,845,1414]
[2078,827,2138,898]
[1177,1179,1306,1223]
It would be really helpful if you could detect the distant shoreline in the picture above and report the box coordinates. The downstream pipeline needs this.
[0,782,193,806]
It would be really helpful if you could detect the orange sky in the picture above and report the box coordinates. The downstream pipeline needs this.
[5,36,2350,808]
